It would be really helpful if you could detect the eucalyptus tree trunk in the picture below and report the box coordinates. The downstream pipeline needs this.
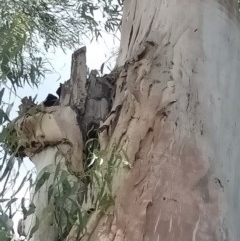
[89,0,240,240]
[16,0,240,241]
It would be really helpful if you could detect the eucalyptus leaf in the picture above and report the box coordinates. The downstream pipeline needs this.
[0,88,5,104]
[34,171,51,195]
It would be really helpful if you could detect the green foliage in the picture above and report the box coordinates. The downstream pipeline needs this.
[101,0,123,32]
[0,230,11,241]
[0,0,123,89]
[21,141,129,241]
[0,210,13,241]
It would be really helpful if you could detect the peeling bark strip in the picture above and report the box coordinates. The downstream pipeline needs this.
[90,1,240,241]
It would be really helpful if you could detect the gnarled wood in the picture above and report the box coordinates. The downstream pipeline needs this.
[14,48,117,241]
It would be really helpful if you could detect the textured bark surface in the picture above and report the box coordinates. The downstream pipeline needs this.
[15,0,240,240]
[88,0,240,241]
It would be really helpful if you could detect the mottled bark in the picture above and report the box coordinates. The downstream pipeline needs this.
[88,0,240,241]
[16,0,240,240]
